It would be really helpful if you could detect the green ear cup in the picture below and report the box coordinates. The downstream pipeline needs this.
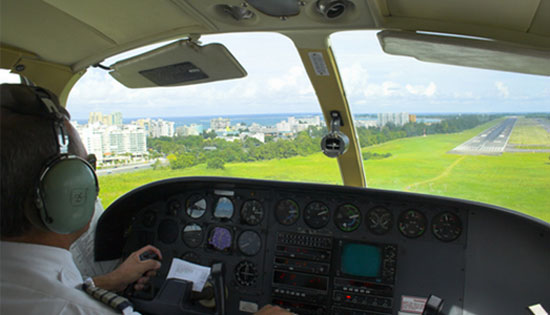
[39,157,98,234]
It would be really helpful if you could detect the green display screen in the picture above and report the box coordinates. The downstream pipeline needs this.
[341,243,382,278]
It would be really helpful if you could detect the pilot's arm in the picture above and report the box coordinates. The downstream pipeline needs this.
[92,245,162,292]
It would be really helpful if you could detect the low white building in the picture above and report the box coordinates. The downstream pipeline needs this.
[177,124,203,136]
[133,118,175,138]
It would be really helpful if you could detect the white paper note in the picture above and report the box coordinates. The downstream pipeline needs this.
[166,258,211,292]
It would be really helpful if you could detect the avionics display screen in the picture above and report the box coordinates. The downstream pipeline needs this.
[340,243,382,278]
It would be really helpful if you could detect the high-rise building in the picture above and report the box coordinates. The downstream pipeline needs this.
[88,111,124,126]
[377,112,410,127]
[112,112,123,125]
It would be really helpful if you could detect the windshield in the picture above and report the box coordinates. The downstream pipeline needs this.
[67,33,340,207]
[331,30,550,222]
[62,31,549,222]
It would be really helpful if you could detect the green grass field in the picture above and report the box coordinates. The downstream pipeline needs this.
[99,119,550,222]
[509,117,550,146]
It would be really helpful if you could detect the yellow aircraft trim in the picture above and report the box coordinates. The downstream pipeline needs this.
[294,44,366,188]
[1,45,85,106]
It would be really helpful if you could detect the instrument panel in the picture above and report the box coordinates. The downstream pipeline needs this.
[95,177,550,315]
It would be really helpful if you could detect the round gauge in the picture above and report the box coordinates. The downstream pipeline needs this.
[240,200,264,225]
[158,219,179,244]
[208,227,232,252]
[304,201,330,229]
[366,206,393,235]
[235,261,258,287]
[432,212,463,242]
[142,210,157,227]
[180,252,200,264]
[334,204,361,232]
[182,223,203,248]
[186,195,207,219]
[275,199,300,225]
[167,199,181,216]
[237,230,262,256]
[214,197,234,219]
[398,210,427,238]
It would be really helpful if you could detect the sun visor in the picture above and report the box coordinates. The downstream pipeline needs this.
[109,40,247,88]
[377,30,550,76]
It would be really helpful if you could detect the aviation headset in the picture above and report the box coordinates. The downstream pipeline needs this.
[0,84,99,234]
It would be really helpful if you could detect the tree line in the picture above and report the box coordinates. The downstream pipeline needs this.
[148,114,499,170]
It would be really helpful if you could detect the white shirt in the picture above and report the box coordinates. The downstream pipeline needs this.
[0,241,119,315]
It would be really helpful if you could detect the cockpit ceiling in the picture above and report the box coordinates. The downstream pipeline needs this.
[1,0,550,71]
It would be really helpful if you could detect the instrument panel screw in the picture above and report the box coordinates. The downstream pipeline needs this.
[15,64,25,72]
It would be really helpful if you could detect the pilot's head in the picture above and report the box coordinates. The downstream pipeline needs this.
[1,84,98,244]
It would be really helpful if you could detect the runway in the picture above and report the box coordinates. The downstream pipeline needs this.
[449,118,517,155]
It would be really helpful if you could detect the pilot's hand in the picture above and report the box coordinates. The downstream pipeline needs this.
[93,245,162,292]
[254,305,295,315]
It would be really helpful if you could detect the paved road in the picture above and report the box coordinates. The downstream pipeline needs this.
[449,118,517,155]
[97,162,153,176]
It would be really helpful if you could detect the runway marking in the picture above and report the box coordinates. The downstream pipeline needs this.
[405,156,466,192]
[449,118,516,155]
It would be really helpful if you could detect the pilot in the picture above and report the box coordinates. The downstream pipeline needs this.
[0,84,292,315]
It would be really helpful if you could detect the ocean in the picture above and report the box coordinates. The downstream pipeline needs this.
[76,113,324,129]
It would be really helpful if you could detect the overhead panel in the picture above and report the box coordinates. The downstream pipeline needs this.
[44,0,205,44]
[385,0,540,32]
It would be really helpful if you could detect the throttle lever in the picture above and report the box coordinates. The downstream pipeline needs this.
[211,263,226,315]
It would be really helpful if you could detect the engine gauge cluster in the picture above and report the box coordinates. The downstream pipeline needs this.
[304,201,330,229]
[334,204,361,232]
[432,211,463,242]
[366,206,393,235]
[398,209,427,238]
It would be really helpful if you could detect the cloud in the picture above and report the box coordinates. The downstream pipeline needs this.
[267,66,312,95]
[495,81,509,98]
[363,81,402,97]
[340,63,370,97]
[405,82,437,97]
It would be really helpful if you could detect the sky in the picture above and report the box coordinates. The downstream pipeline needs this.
[2,31,549,119]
